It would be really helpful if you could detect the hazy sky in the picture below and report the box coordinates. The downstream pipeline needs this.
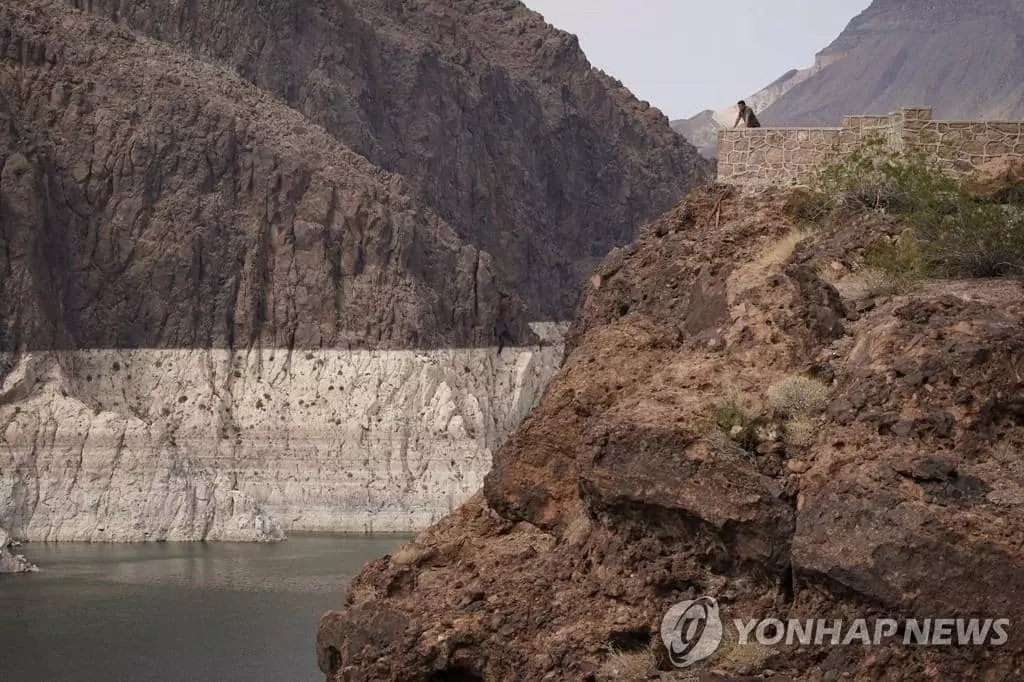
[522,1,872,120]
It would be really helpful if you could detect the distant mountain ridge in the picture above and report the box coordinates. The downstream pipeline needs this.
[674,0,1024,158]
[762,0,1024,124]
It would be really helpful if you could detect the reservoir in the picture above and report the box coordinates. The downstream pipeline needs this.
[0,534,408,682]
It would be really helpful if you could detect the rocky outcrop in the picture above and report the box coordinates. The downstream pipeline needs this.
[762,0,1024,125]
[0,526,36,573]
[0,3,529,353]
[0,0,719,543]
[963,157,1024,202]
[317,185,1024,680]
[0,0,710,541]
[63,0,711,319]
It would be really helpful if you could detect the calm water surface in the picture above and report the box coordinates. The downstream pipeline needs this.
[0,534,409,682]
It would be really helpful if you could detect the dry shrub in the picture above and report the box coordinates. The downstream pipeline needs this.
[784,417,818,448]
[757,227,813,268]
[766,375,830,418]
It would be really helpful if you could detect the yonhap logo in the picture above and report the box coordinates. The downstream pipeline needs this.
[660,596,724,668]
[659,596,1010,670]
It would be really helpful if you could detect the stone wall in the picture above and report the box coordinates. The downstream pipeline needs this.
[904,120,1024,171]
[717,127,844,185]
[718,107,1024,185]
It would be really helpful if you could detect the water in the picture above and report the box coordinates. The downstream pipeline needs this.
[0,534,409,682]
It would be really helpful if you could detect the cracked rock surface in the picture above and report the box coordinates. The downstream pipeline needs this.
[49,0,711,320]
[318,186,1024,680]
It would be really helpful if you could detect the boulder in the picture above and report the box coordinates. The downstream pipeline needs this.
[0,526,38,574]
[962,156,1024,202]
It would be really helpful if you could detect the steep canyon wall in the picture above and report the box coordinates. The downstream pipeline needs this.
[0,0,707,541]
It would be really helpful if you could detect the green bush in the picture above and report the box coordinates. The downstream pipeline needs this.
[785,186,832,225]
[811,136,1024,279]
[919,203,1024,277]
[812,135,959,215]
[863,229,925,294]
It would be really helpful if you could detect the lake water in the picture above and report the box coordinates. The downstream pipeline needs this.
[0,534,409,682]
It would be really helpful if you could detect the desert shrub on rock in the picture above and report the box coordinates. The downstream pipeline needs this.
[809,137,1024,278]
[766,375,830,418]
[863,228,925,295]
[709,397,760,457]
[783,416,818,449]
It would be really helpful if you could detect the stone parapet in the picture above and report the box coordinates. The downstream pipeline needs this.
[717,106,1024,185]
[717,128,843,185]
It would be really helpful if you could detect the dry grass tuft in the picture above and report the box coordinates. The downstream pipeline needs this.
[707,427,751,459]
[861,266,921,297]
[597,648,655,680]
[757,228,813,269]
[563,513,593,547]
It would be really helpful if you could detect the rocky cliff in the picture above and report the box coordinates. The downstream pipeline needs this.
[0,525,36,573]
[762,0,1024,125]
[64,0,711,319]
[318,185,1024,680]
[0,0,707,541]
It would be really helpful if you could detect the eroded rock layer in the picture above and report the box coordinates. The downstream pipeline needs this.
[0,1,531,353]
[1,328,563,541]
[61,0,711,319]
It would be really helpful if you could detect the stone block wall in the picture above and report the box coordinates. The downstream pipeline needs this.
[717,128,844,185]
[904,120,1024,171]
[717,106,1024,185]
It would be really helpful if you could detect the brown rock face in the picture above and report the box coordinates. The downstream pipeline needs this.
[2,0,708,354]
[61,0,710,321]
[318,186,1024,680]
[1,1,536,352]
[1,0,708,543]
